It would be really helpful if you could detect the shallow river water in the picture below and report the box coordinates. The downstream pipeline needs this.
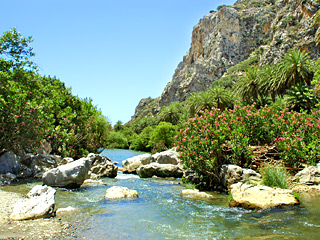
[2,149,320,239]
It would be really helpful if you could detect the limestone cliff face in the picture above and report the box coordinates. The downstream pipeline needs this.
[159,1,277,107]
[131,0,320,121]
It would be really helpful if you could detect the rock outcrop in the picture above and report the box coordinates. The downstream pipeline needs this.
[122,153,151,174]
[10,185,56,221]
[104,186,139,200]
[151,148,180,165]
[294,166,320,185]
[87,153,118,178]
[42,158,90,188]
[183,164,261,191]
[137,162,183,178]
[229,182,299,210]
[220,164,261,190]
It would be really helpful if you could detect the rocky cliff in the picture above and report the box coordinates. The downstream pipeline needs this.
[131,0,320,121]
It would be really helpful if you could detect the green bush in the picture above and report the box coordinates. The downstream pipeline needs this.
[260,164,288,189]
[130,126,153,152]
[149,122,178,153]
[105,131,128,149]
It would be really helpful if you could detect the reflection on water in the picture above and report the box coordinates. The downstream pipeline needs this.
[2,149,320,239]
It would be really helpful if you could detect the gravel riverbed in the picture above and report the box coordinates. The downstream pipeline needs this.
[0,189,72,240]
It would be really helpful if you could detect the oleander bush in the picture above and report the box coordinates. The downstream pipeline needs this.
[175,104,320,187]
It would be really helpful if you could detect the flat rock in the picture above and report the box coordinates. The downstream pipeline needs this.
[137,162,183,178]
[82,179,107,186]
[229,182,299,210]
[56,206,77,216]
[10,185,56,221]
[104,186,139,200]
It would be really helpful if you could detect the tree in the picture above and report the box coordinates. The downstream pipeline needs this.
[234,66,261,103]
[157,101,185,125]
[149,122,178,152]
[0,28,36,71]
[277,49,313,91]
[187,91,215,116]
[209,86,234,110]
[259,64,279,102]
[114,120,124,131]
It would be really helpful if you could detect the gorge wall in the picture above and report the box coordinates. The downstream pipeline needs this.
[132,0,320,121]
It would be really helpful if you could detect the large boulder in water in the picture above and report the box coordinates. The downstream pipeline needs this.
[229,182,299,210]
[42,158,90,188]
[151,148,180,165]
[104,186,139,200]
[294,166,320,185]
[10,185,56,221]
[0,151,21,174]
[137,162,183,178]
[87,153,118,178]
[122,153,151,174]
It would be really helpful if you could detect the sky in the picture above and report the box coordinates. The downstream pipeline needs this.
[0,0,236,125]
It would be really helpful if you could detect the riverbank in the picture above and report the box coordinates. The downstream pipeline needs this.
[0,189,71,240]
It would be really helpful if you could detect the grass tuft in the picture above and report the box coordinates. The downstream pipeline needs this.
[260,164,288,189]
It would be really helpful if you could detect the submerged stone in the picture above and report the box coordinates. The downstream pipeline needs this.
[104,186,139,200]
[181,189,216,200]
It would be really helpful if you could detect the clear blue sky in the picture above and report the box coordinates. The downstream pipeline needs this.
[1,0,236,125]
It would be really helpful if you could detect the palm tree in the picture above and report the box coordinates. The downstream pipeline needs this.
[234,66,262,103]
[113,120,124,131]
[157,101,185,125]
[209,86,233,110]
[187,91,215,116]
[259,64,279,102]
[276,49,313,92]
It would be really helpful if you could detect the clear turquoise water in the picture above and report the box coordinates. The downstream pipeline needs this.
[2,149,320,239]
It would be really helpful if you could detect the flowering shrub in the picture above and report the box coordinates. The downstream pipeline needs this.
[175,104,320,186]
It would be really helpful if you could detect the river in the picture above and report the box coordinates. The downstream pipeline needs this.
[2,149,320,239]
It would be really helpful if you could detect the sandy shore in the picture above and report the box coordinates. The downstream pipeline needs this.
[0,189,72,240]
